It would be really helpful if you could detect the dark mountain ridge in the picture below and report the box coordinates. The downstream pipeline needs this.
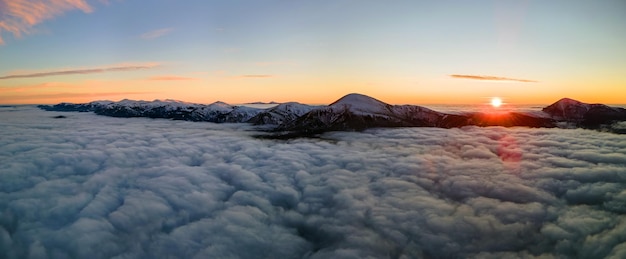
[542,98,626,127]
[38,94,626,135]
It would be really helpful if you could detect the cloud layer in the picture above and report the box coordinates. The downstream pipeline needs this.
[451,74,538,83]
[0,0,93,44]
[0,63,159,80]
[1,106,625,258]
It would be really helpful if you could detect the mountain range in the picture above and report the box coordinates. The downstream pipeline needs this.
[39,93,626,135]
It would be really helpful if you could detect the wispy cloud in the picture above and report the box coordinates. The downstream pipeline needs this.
[140,28,173,40]
[0,63,160,80]
[148,76,196,81]
[450,74,538,83]
[0,0,94,44]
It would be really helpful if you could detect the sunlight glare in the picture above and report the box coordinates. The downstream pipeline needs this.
[491,97,502,108]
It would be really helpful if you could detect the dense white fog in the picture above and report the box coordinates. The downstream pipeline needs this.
[1,106,625,258]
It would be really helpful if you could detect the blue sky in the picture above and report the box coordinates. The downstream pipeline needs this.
[1,0,625,104]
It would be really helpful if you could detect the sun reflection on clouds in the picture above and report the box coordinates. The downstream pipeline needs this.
[497,134,522,174]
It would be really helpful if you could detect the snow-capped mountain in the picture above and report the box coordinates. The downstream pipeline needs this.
[247,102,320,125]
[277,93,555,133]
[38,101,113,112]
[277,93,457,133]
[542,98,626,126]
[39,99,263,123]
[328,93,394,116]
[189,102,262,123]
[38,94,626,135]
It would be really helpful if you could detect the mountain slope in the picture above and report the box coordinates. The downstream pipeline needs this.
[328,93,393,116]
[38,94,626,135]
[39,99,263,122]
[247,102,319,125]
[543,98,626,127]
[276,93,558,134]
[277,93,465,133]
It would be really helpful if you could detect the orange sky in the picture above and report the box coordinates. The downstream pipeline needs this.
[1,1,625,105]
[1,75,623,105]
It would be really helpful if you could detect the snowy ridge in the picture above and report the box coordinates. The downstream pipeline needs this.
[278,94,466,133]
[207,101,234,111]
[325,93,453,125]
[38,94,626,135]
[40,99,263,122]
[542,98,592,120]
[329,93,393,116]
[543,98,626,126]
[248,102,320,125]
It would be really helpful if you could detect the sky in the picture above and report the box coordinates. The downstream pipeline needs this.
[0,0,625,105]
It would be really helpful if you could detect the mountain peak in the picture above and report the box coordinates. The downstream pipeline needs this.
[330,93,386,106]
[543,98,591,120]
[329,93,391,115]
[544,98,589,110]
[552,98,585,106]
[209,101,232,107]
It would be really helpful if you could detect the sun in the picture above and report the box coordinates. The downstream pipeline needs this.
[491,97,502,108]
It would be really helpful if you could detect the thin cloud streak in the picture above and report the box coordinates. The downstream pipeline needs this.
[0,0,94,44]
[450,74,538,83]
[140,28,173,40]
[0,63,160,80]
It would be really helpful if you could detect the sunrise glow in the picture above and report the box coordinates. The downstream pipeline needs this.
[0,1,625,105]
[491,97,503,108]
[2,1,626,258]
